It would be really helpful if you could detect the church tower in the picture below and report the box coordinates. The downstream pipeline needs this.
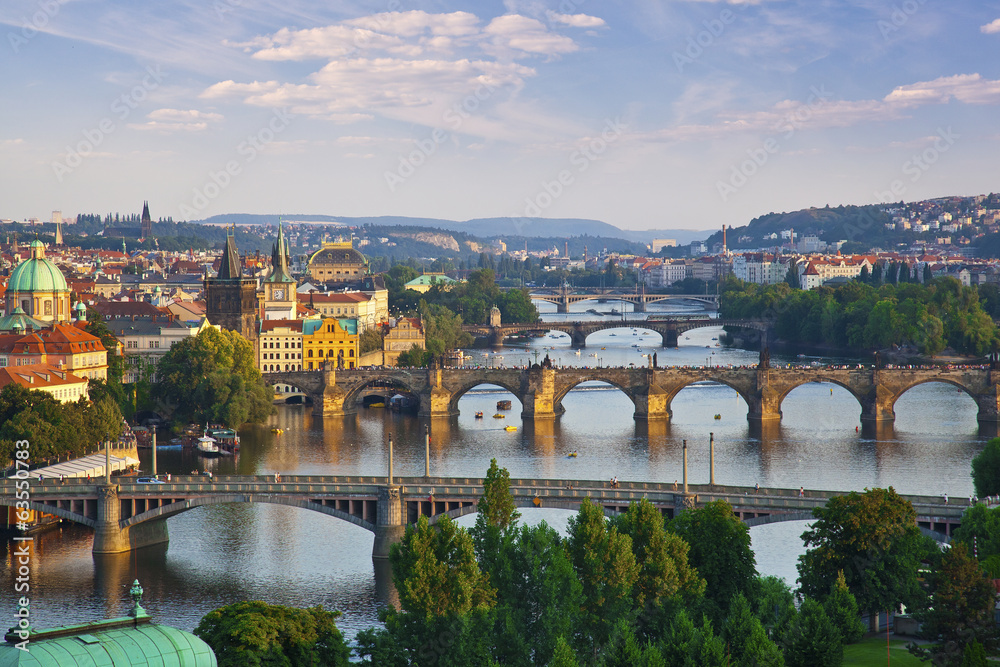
[260,219,297,320]
[204,227,258,339]
[141,201,152,239]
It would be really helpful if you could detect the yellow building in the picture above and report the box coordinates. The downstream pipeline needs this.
[303,318,358,369]
[307,238,367,284]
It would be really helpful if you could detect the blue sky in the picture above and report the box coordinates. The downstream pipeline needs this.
[2,0,999,232]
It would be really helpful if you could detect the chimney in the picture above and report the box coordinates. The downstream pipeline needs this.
[722,225,727,254]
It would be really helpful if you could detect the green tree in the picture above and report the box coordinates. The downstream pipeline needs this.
[822,570,865,644]
[390,515,495,620]
[566,497,639,652]
[798,488,930,632]
[780,598,842,667]
[612,498,706,614]
[971,438,1000,497]
[359,327,384,354]
[668,500,757,620]
[961,641,988,667]
[154,327,273,428]
[752,575,797,643]
[722,593,784,667]
[908,543,999,666]
[396,344,433,367]
[194,601,350,667]
[547,636,579,667]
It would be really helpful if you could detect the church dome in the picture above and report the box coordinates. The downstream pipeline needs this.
[308,245,367,267]
[8,241,69,294]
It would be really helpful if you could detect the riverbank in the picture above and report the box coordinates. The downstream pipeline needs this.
[723,332,985,367]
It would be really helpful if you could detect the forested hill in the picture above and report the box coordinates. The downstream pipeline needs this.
[705,205,894,251]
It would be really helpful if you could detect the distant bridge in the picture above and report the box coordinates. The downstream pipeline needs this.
[527,287,719,313]
[0,475,965,557]
[462,317,767,348]
[260,366,1000,426]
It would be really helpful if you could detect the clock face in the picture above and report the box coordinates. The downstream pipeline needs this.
[273,289,284,299]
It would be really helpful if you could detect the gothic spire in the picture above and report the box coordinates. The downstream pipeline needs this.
[217,226,242,280]
[266,218,294,284]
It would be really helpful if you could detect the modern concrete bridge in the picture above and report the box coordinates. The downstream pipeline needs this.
[463,317,767,348]
[261,365,1000,426]
[527,287,719,313]
[0,475,966,557]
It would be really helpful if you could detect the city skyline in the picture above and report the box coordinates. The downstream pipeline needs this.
[2,0,999,231]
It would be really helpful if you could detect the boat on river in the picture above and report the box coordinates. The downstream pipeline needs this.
[196,436,221,457]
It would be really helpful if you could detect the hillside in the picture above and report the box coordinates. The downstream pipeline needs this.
[191,213,703,245]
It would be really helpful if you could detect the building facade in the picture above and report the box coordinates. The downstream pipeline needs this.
[5,240,72,322]
[307,239,367,284]
[258,319,303,372]
[303,318,358,370]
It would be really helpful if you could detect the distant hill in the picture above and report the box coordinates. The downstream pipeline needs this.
[191,213,704,245]
[702,205,895,250]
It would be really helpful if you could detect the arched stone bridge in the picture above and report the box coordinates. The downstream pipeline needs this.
[527,288,719,313]
[0,475,964,557]
[463,317,768,348]
[261,366,1000,426]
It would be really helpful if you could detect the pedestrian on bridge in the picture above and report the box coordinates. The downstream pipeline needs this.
[799,487,804,497]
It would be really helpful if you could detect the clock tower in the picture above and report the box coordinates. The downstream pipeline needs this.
[260,219,297,320]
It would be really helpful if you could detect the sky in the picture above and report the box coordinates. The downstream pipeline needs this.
[2,0,999,233]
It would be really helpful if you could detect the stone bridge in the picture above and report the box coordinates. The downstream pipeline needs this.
[0,475,966,557]
[260,366,1000,426]
[463,317,768,348]
[527,287,719,313]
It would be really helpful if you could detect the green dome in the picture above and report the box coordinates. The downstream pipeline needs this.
[8,246,68,294]
[1,622,216,667]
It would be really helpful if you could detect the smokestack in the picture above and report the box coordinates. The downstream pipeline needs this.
[722,225,727,254]
[564,240,569,258]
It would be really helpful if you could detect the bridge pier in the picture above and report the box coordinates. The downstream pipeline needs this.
[92,485,169,554]
[633,301,646,313]
[570,324,587,349]
[522,367,561,419]
[662,329,679,348]
[860,385,896,424]
[746,390,782,423]
[556,302,569,314]
[373,486,405,560]
[975,387,1000,424]
[318,368,352,417]
[488,326,505,348]
[633,378,671,421]
[418,368,459,418]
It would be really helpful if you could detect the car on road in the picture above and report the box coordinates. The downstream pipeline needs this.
[136,477,164,484]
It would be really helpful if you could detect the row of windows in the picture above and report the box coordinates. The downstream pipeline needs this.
[264,364,302,372]
[307,360,355,369]
[262,353,302,360]
[304,349,355,358]
[263,341,302,348]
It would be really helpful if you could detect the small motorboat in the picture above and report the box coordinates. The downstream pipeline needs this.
[504,425,517,432]
[567,451,578,458]
[475,411,484,418]
[714,414,722,420]
[270,428,283,434]
[493,413,505,419]
[369,402,385,408]
[196,436,221,457]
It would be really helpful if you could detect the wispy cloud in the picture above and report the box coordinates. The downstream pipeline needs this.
[127,108,223,132]
[980,18,1000,34]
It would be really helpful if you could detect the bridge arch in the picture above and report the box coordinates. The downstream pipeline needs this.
[667,375,753,412]
[341,376,423,411]
[552,376,638,413]
[121,495,376,533]
[891,377,979,405]
[774,377,866,413]
[447,379,525,415]
[0,498,96,528]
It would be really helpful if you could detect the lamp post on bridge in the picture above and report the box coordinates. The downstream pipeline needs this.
[424,425,430,478]
[387,434,394,486]
[682,439,688,494]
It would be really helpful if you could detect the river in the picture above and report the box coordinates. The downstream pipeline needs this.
[1,301,988,641]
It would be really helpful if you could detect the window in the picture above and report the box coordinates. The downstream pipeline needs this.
[307,350,313,357]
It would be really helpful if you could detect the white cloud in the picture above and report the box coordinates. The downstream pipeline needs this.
[127,108,223,132]
[981,18,1000,34]
[546,12,606,28]
[883,73,1000,106]
[483,14,578,55]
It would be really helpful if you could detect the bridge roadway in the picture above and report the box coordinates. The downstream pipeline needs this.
[0,475,966,557]
[527,288,719,313]
[463,317,767,348]
[261,365,1000,426]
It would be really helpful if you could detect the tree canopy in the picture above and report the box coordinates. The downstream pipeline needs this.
[194,601,350,667]
[971,438,1000,497]
[797,487,930,630]
[154,327,273,427]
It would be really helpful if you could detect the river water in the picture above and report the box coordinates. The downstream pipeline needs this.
[2,301,988,641]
